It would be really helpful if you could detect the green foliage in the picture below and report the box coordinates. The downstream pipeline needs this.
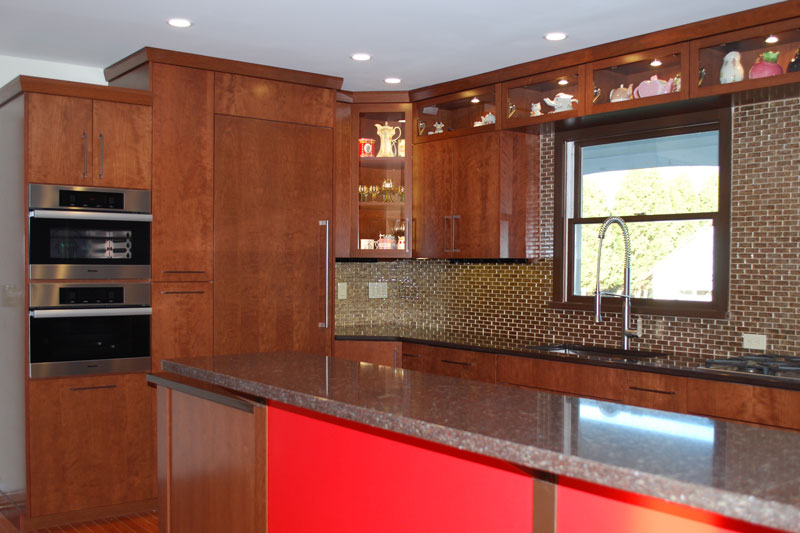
[576,167,717,297]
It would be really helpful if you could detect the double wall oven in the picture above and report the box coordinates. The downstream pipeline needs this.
[27,184,153,378]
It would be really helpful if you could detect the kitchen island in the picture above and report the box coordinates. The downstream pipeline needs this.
[151,352,800,532]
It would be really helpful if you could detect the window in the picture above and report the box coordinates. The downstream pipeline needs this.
[553,109,731,317]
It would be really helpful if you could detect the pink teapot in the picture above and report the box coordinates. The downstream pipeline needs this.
[633,75,674,98]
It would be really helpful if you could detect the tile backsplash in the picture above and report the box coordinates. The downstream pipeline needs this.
[335,97,800,368]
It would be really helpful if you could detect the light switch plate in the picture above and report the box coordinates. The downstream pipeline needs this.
[368,282,388,299]
[742,333,767,350]
[337,282,347,300]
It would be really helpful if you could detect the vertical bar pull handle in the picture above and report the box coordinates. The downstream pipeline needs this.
[444,216,452,253]
[82,132,88,179]
[319,220,330,328]
[98,133,105,180]
[405,217,411,255]
[452,214,461,253]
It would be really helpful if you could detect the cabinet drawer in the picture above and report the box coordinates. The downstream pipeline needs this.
[687,379,800,431]
[623,372,686,413]
[335,340,401,367]
[425,347,496,383]
[400,342,430,372]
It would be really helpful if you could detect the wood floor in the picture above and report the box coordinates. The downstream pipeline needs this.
[29,510,157,533]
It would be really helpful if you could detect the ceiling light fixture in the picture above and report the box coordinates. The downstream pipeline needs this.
[351,53,371,61]
[544,32,567,41]
[167,18,192,28]
[557,79,569,86]
[765,34,779,44]
[470,97,480,103]
[650,58,662,67]
[384,77,401,84]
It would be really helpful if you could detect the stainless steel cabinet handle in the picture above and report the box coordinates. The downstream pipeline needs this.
[452,214,461,253]
[31,307,152,319]
[441,359,472,367]
[98,133,104,180]
[82,131,88,179]
[628,386,676,396]
[444,216,452,252]
[394,347,398,368]
[406,217,411,254]
[160,291,205,295]
[69,385,117,392]
[162,270,206,274]
[402,353,420,358]
[319,220,330,328]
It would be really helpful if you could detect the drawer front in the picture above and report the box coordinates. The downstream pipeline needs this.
[623,372,687,413]
[401,342,429,372]
[426,347,496,383]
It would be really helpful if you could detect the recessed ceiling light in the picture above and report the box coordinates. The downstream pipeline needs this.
[650,59,662,67]
[544,32,567,41]
[167,18,192,28]
[384,77,401,84]
[557,79,569,86]
[351,53,371,61]
[470,97,480,103]
[765,35,779,44]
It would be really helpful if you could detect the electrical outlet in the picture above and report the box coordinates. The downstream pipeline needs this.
[368,282,388,299]
[337,282,347,300]
[742,333,767,350]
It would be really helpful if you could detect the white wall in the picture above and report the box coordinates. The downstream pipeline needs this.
[0,54,106,88]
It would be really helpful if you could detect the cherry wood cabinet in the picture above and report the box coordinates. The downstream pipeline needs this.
[27,373,156,518]
[334,340,401,367]
[151,63,214,282]
[622,372,687,413]
[151,282,213,372]
[412,130,536,259]
[401,343,496,383]
[26,92,151,189]
[213,114,332,356]
[686,378,800,431]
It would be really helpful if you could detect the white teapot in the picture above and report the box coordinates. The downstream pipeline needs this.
[543,93,578,113]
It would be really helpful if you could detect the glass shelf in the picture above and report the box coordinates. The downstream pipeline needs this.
[414,85,498,142]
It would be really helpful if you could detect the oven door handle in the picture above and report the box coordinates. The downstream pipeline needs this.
[30,307,153,319]
[29,210,153,222]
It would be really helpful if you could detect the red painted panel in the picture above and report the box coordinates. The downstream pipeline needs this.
[557,477,786,533]
[268,402,533,533]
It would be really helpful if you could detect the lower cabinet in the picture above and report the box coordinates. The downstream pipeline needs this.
[27,373,156,518]
[151,282,214,372]
[333,340,401,367]
[402,343,496,383]
[622,372,687,413]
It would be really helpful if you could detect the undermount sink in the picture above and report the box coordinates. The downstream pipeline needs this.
[526,344,667,361]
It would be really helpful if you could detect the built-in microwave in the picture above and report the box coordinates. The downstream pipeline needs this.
[28,282,151,378]
[28,184,152,280]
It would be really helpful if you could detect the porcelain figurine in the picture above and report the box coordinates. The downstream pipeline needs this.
[673,73,681,93]
[697,67,707,87]
[592,85,601,103]
[633,75,674,98]
[719,51,744,84]
[530,102,543,117]
[433,121,445,134]
[609,84,633,103]
[543,92,578,112]
[417,120,426,136]
[749,51,783,79]
[375,122,402,158]
[507,102,517,118]
[788,48,800,73]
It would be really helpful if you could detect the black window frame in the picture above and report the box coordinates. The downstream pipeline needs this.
[552,108,731,318]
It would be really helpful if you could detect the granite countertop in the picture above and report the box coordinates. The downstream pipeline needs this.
[335,325,800,390]
[162,352,800,532]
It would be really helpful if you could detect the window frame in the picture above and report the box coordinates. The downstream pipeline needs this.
[552,108,731,318]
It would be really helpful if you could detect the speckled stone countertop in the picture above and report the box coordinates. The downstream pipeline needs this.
[162,352,800,532]
[335,325,800,390]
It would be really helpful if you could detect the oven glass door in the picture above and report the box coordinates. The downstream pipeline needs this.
[29,215,151,279]
[29,312,150,378]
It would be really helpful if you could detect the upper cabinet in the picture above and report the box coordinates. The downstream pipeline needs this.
[586,44,689,115]
[414,85,500,143]
[350,103,412,258]
[691,18,800,98]
[502,66,585,128]
[26,92,151,189]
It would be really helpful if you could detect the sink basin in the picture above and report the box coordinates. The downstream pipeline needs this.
[526,344,667,361]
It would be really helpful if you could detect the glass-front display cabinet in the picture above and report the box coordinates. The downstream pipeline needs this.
[413,85,499,143]
[502,66,585,128]
[351,103,412,258]
[691,18,800,97]
[587,44,689,114]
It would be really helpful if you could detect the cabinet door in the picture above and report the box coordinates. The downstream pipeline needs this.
[26,93,92,186]
[151,64,214,281]
[151,282,213,372]
[92,100,152,189]
[401,342,428,371]
[214,115,332,356]
[28,373,155,517]
[686,379,800,430]
[412,140,452,258]
[451,133,500,258]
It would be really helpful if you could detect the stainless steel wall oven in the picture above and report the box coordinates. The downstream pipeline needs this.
[28,282,151,378]
[28,184,152,280]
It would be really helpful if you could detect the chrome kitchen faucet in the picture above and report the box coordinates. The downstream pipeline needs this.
[595,216,640,350]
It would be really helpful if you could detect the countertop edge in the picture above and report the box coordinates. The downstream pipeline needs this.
[161,359,800,532]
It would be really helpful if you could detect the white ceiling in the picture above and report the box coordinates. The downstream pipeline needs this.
[0,0,778,92]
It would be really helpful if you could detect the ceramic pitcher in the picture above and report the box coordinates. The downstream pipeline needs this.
[375,122,402,158]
